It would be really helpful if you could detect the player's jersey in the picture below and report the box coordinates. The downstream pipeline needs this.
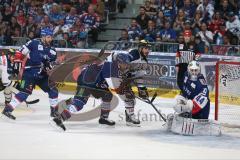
[77,61,122,90]
[19,39,57,75]
[182,72,210,119]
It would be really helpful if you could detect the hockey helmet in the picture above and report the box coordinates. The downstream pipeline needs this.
[188,60,201,81]
[41,27,54,37]
[114,53,131,73]
[138,39,151,49]
[7,48,16,55]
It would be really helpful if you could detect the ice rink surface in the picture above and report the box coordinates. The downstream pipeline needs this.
[1,90,240,159]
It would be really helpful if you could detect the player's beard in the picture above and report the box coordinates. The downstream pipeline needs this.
[42,37,53,46]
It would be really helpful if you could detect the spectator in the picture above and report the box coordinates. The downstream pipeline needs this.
[182,0,197,20]
[117,29,131,50]
[58,32,74,48]
[127,18,143,41]
[218,0,235,20]
[64,7,78,27]
[160,0,176,23]
[53,18,66,40]
[136,6,151,30]
[195,34,206,53]
[2,3,13,23]
[197,0,214,22]
[49,3,63,25]
[43,0,55,15]
[80,4,100,43]
[183,19,192,34]
[25,15,38,37]
[226,11,240,38]
[10,16,21,35]
[28,30,35,40]
[191,10,203,35]
[154,10,165,30]
[40,15,54,29]
[16,9,26,28]
[173,8,185,34]
[144,0,157,18]
[35,7,45,24]
[118,0,127,13]
[198,22,213,49]
[70,18,88,48]
[75,0,89,15]
[95,0,105,21]
[144,19,157,42]
[2,28,13,45]
[157,20,177,42]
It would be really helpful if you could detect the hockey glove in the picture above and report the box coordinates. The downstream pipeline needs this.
[138,86,149,99]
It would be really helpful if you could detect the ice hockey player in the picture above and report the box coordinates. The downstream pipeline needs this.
[53,53,142,131]
[1,27,59,121]
[175,31,201,91]
[106,39,151,125]
[166,61,221,136]
[0,48,21,105]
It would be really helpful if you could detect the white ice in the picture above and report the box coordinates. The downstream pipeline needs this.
[1,90,240,160]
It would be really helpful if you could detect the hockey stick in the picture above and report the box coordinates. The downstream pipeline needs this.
[25,99,40,105]
[136,92,167,122]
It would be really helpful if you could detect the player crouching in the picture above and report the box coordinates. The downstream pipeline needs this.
[166,61,221,136]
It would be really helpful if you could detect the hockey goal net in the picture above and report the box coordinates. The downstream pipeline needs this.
[215,61,240,127]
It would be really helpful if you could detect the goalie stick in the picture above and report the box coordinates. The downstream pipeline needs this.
[136,92,167,122]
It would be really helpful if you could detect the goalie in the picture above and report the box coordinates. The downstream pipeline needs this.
[167,60,221,136]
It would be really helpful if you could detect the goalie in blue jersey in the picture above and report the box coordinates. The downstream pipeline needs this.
[166,61,221,136]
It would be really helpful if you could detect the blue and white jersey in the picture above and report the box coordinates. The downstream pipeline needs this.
[19,39,57,75]
[78,61,121,90]
[64,15,78,26]
[182,72,210,118]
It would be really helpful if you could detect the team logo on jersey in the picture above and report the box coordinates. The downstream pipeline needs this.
[191,82,196,89]
[199,78,207,85]
[38,45,43,51]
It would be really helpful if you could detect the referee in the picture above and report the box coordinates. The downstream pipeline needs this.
[175,31,201,91]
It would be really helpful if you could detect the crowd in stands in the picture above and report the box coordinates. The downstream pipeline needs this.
[118,0,240,55]
[0,0,121,48]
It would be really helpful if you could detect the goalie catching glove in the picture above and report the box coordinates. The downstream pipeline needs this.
[173,95,193,114]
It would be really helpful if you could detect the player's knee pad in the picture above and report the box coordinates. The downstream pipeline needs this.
[49,98,58,108]
[4,86,12,103]
[124,98,136,108]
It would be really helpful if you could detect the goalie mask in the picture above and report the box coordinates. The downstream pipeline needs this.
[188,60,200,81]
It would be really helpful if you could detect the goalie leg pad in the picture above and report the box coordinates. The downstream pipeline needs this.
[170,115,221,136]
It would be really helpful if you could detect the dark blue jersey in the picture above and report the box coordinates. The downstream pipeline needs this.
[78,61,121,89]
[19,39,57,75]
[182,72,210,119]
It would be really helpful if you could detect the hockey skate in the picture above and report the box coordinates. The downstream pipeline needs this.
[125,110,140,127]
[1,109,16,120]
[50,116,66,131]
[98,117,115,126]
[1,105,16,121]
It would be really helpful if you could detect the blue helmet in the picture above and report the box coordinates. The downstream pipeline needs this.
[115,53,131,64]
[41,27,53,37]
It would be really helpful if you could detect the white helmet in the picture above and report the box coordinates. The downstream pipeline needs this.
[188,60,201,81]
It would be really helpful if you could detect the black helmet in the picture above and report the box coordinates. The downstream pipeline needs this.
[114,53,131,64]
[8,48,16,55]
[138,39,151,48]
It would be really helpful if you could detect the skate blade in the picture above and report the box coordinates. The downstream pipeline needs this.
[126,122,141,127]
[98,123,116,128]
[49,119,66,132]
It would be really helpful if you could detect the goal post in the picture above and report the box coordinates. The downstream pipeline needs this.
[215,60,240,126]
